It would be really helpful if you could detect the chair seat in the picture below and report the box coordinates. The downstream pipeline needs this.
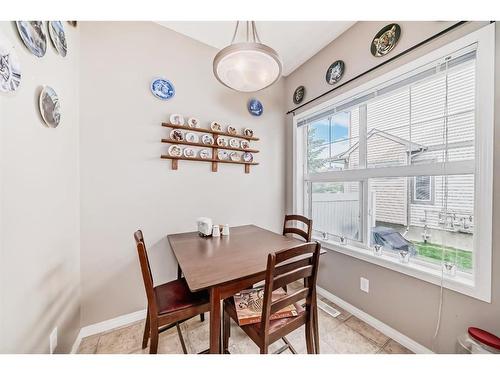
[154,278,209,316]
[224,297,305,336]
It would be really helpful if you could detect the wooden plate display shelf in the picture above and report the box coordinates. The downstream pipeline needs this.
[161,122,260,174]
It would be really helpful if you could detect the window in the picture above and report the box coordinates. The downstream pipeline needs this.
[293,25,494,301]
[412,176,434,204]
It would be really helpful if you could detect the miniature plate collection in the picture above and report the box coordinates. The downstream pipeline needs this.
[165,114,257,164]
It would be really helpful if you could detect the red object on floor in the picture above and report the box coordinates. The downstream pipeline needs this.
[468,327,500,350]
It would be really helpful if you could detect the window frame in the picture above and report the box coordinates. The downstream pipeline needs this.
[292,24,494,302]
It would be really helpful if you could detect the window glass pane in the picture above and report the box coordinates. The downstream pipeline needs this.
[366,58,475,168]
[307,110,359,173]
[307,118,330,173]
[367,89,410,167]
[311,181,361,241]
[369,175,473,273]
[447,59,475,116]
[414,176,431,201]
[411,74,446,124]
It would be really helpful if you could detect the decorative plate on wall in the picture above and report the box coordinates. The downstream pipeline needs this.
[243,128,254,138]
[170,129,184,141]
[183,148,196,158]
[217,150,229,160]
[0,31,22,93]
[242,152,253,163]
[229,152,239,162]
[247,98,263,116]
[187,117,200,128]
[16,21,47,58]
[151,78,175,100]
[293,85,305,104]
[48,21,67,57]
[169,113,184,125]
[168,145,182,157]
[229,138,240,148]
[210,121,222,132]
[199,149,210,159]
[39,86,61,128]
[201,134,214,145]
[216,137,228,147]
[185,132,199,143]
[240,140,250,150]
[371,23,401,57]
[326,60,345,85]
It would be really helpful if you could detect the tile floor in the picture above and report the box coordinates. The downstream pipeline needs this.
[77,295,413,354]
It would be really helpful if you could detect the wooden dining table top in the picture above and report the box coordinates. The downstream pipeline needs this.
[167,224,306,292]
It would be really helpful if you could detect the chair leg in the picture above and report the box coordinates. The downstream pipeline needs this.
[176,323,188,354]
[305,318,314,354]
[149,320,159,354]
[281,337,297,354]
[260,345,268,354]
[142,308,150,349]
[200,313,205,322]
[223,307,230,353]
[312,294,320,354]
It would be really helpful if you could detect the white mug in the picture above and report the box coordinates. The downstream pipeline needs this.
[212,224,220,237]
[221,224,230,236]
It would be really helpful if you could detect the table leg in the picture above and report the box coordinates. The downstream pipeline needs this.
[209,286,221,354]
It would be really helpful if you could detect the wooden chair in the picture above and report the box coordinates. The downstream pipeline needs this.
[282,214,318,351]
[282,214,313,242]
[281,214,313,293]
[177,264,205,322]
[134,230,210,354]
[222,241,321,354]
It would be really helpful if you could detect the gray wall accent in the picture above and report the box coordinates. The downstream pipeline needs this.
[284,21,499,353]
[79,22,286,327]
[0,21,81,353]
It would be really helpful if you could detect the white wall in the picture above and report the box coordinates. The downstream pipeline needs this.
[0,22,80,353]
[79,22,286,326]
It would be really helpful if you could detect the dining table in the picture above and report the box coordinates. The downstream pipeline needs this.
[167,224,315,354]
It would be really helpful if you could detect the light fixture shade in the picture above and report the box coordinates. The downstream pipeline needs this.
[213,42,282,92]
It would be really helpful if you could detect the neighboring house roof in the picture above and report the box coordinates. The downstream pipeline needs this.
[330,128,428,162]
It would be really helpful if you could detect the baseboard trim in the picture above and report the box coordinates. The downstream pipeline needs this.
[71,288,433,354]
[70,309,147,354]
[316,286,433,354]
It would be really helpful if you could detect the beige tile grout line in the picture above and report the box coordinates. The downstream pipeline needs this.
[334,314,391,352]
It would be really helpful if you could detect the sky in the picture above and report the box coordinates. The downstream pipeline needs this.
[309,112,350,158]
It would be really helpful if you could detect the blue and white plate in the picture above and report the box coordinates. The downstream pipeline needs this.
[150,78,175,100]
[247,98,263,116]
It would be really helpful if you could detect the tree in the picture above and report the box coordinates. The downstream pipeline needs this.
[307,127,328,173]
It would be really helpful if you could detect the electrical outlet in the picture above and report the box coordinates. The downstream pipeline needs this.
[360,277,369,293]
[49,327,58,354]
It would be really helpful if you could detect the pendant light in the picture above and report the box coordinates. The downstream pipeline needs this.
[213,21,282,92]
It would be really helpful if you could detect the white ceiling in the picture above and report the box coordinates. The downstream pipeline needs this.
[156,21,356,76]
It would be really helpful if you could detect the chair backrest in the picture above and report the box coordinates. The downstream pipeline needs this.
[282,214,313,242]
[260,241,321,336]
[134,230,157,310]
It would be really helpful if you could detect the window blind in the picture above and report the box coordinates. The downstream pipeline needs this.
[296,44,477,128]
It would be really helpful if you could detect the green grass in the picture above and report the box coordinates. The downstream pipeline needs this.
[414,242,472,271]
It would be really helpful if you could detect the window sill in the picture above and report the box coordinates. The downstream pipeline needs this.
[315,238,488,302]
